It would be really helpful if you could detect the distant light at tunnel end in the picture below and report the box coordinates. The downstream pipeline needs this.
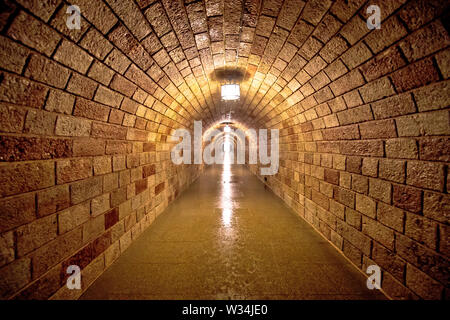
[221,84,240,101]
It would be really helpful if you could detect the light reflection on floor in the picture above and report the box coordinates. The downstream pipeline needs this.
[81,161,387,300]
[220,137,233,227]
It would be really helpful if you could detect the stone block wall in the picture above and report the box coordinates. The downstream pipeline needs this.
[0,0,203,299]
[248,0,449,300]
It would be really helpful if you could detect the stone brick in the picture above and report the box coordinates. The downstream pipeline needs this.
[83,215,105,244]
[379,159,405,183]
[365,16,407,54]
[92,122,128,140]
[393,184,422,214]
[155,182,165,195]
[369,178,391,203]
[54,40,93,74]
[329,69,365,96]
[362,217,394,250]
[312,189,329,210]
[396,232,448,285]
[355,194,376,219]
[342,239,362,267]
[320,36,348,63]
[359,118,398,140]
[386,138,418,159]
[0,104,26,133]
[0,193,36,233]
[399,20,449,62]
[74,98,110,122]
[324,168,339,185]
[324,59,348,83]
[396,110,449,137]
[0,231,14,267]
[74,0,117,34]
[93,156,112,175]
[339,221,371,256]
[56,159,92,184]
[49,3,89,42]
[16,214,57,256]
[391,59,440,93]
[423,192,450,224]
[334,186,355,208]
[60,202,89,236]
[31,227,83,278]
[67,74,98,99]
[346,156,361,174]
[37,185,70,217]
[406,161,445,192]
[435,49,449,79]
[91,193,110,217]
[104,241,120,267]
[340,141,384,157]
[313,13,341,43]
[0,35,29,74]
[418,137,450,162]
[105,208,119,230]
[0,162,54,198]
[0,258,31,299]
[372,241,405,281]
[23,110,57,136]
[377,203,404,233]
[330,0,365,22]
[361,158,378,177]
[73,139,105,157]
[80,28,113,60]
[113,156,127,172]
[7,11,60,56]
[88,61,114,86]
[70,177,103,205]
[351,174,368,194]
[360,46,406,82]
[55,116,91,137]
[341,42,372,70]
[94,86,123,108]
[45,90,75,115]
[106,141,130,154]
[405,213,437,250]
[276,0,304,30]
[322,125,360,141]
[406,263,443,300]
[345,207,361,230]
[359,77,395,104]
[339,15,369,45]
[413,81,450,112]
[25,54,70,89]
[0,74,49,109]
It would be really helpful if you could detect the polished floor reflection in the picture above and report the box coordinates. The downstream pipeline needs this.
[81,164,387,300]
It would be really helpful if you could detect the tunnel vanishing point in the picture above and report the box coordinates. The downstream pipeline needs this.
[0,0,449,300]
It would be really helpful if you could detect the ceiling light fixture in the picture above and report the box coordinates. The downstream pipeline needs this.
[221,84,240,101]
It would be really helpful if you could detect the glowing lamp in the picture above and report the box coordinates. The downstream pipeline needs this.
[221,84,240,101]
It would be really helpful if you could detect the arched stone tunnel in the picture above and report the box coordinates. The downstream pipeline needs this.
[0,0,448,300]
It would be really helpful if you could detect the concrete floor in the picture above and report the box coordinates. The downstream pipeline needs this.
[81,163,386,300]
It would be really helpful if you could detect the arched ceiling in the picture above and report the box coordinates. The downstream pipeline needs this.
[57,0,440,133]
[63,0,350,131]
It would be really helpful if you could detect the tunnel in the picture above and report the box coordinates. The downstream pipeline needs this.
[0,0,449,301]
